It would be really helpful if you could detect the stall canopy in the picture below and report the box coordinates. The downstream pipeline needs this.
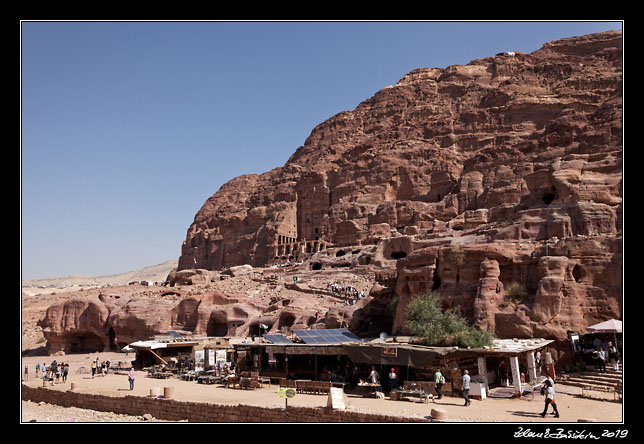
[587,319,622,333]
[343,343,457,367]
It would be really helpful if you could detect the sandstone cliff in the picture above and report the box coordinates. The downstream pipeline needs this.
[177,31,622,342]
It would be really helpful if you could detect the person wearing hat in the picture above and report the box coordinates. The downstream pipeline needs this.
[388,368,399,391]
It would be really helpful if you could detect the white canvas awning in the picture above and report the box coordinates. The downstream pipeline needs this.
[127,341,168,350]
[587,319,622,333]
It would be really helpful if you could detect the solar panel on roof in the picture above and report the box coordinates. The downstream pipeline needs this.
[293,329,363,344]
[167,331,182,339]
[264,334,293,344]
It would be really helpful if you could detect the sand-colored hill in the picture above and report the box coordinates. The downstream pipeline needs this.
[22,259,178,291]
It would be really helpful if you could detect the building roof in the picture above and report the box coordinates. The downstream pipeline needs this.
[127,340,199,350]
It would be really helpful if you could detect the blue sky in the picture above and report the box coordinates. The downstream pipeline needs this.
[20,20,622,280]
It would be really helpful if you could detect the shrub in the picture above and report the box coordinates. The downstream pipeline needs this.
[505,281,529,304]
[447,248,466,269]
[405,291,494,348]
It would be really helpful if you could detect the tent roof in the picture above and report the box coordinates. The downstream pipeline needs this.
[587,319,622,333]
[343,339,554,366]
[343,343,456,367]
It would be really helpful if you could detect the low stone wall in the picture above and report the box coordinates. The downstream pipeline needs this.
[22,385,430,423]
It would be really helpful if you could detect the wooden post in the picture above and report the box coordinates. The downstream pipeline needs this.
[149,349,168,366]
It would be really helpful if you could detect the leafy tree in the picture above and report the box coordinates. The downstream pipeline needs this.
[405,291,494,348]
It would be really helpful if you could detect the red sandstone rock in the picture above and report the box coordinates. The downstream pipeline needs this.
[180,31,622,346]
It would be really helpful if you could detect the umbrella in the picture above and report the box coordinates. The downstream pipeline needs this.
[587,319,622,333]
[587,319,622,350]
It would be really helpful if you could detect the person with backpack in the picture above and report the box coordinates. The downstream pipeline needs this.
[539,379,560,418]
[434,368,444,400]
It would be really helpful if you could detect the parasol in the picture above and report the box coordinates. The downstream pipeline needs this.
[587,319,622,333]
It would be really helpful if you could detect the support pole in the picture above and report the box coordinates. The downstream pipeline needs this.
[149,349,168,366]
[509,356,522,394]
[477,356,488,394]
[526,351,537,382]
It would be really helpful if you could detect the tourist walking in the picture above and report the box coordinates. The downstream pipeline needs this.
[91,360,97,378]
[62,363,69,383]
[128,367,135,390]
[434,368,443,399]
[35,363,40,377]
[462,370,471,406]
[539,379,560,418]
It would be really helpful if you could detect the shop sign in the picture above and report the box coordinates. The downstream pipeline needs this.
[382,347,398,357]
[277,388,297,399]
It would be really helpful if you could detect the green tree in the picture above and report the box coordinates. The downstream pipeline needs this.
[405,291,494,348]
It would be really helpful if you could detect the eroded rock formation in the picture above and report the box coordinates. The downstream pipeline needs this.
[177,31,622,343]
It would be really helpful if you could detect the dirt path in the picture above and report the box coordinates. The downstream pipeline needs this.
[21,353,623,423]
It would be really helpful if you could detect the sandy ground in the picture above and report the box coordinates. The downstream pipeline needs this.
[20,352,623,424]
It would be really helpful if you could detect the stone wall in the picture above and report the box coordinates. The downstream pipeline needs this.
[21,385,430,423]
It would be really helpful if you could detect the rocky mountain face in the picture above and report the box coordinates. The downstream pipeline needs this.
[178,31,622,341]
[36,32,622,356]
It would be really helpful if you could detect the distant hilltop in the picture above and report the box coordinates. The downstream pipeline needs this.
[22,259,178,289]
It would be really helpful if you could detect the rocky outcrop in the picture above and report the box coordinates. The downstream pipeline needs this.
[37,281,365,354]
[175,31,621,346]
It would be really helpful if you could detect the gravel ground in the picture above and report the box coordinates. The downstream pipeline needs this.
[21,400,184,423]
[21,352,623,424]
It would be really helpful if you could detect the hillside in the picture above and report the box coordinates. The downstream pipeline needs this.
[22,259,178,290]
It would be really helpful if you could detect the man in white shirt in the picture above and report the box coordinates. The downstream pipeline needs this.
[597,346,607,373]
[369,366,380,392]
[462,370,471,406]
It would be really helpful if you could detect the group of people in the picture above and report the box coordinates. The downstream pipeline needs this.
[592,339,620,373]
[35,360,69,383]
[326,282,369,305]
[90,358,112,377]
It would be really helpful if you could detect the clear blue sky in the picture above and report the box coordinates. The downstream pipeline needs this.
[20,20,622,280]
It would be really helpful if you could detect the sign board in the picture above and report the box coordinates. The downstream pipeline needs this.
[327,387,346,409]
[569,332,581,355]
[194,350,204,372]
[277,388,297,399]
[216,350,227,366]
[382,347,397,357]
